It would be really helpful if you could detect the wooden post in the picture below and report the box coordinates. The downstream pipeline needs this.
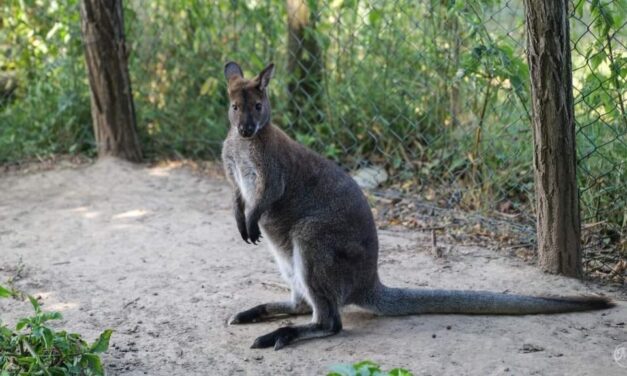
[525,0,582,277]
[80,0,142,162]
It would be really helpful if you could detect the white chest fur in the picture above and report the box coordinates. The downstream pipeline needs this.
[233,156,257,205]
[227,151,257,206]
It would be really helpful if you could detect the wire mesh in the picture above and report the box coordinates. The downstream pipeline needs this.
[570,0,626,282]
[0,0,624,282]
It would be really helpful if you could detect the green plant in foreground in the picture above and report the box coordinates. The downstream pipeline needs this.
[328,360,413,376]
[0,284,112,376]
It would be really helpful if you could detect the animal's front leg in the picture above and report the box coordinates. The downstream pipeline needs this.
[245,207,262,244]
[233,192,248,243]
[245,173,284,244]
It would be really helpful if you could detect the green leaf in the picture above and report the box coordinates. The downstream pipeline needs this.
[368,9,382,27]
[354,360,380,369]
[574,0,585,18]
[355,360,381,375]
[590,51,607,70]
[0,285,11,298]
[40,311,63,323]
[328,364,357,376]
[80,354,104,375]
[0,325,13,338]
[42,327,55,349]
[15,355,36,366]
[90,329,113,353]
[16,318,30,331]
[49,367,70,376]
[389,369,413,376]
[448,0,466,13]
[28,295,41,313]
[341,0,357,9]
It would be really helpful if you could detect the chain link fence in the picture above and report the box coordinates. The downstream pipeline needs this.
[1,0,625,282]
[570,0,626,282]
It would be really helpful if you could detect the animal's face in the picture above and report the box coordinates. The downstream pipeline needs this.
[224,62,275,139]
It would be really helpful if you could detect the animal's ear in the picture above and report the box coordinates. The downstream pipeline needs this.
[224,61,243,82]
[258,63,275,91]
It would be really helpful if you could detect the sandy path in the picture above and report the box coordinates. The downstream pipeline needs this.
[0,158,625,376]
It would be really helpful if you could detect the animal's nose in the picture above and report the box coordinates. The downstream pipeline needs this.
[239,124,256,138]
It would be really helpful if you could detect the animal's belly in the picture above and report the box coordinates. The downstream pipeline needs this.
[263,232,293,282]
[263,230,311,304]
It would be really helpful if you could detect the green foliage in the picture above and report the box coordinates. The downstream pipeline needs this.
[328,360,413,376]
[0,0,93,163]
[0,284,112,376]
[0,0,623,232]
[0,286,12,298]
[571,0,627,227]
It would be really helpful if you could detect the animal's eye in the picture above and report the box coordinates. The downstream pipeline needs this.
[231,104,238,111]
[255,103,262,111]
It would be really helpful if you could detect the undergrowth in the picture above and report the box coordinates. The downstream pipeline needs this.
[328,360,412,376]
[0,284,112,376]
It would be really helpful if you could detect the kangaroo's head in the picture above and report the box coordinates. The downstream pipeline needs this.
[224,61,275,139]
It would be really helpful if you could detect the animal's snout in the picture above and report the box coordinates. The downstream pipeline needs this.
[238,123,257,138]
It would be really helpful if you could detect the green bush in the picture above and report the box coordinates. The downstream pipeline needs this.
[328,360,412,376]
[0,285,112,376]
[0,0,93,163]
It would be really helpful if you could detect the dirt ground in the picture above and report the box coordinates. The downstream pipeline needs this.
[0,158,625,376]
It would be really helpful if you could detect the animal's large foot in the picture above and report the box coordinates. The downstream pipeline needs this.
[250,327,297,350]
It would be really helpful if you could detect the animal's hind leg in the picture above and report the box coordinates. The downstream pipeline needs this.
[250,241,343,350]
[229,292,312,325]
[250,294,341,350]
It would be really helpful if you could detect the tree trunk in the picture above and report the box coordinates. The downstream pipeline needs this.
[80,0,142,162]
[525,0,581,277]
[286,0,324,130]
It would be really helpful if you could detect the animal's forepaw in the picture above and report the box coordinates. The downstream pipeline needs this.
[236,221,249,243]
[250,327,297,350]
[247,220,262,245]
[238,230,250,244]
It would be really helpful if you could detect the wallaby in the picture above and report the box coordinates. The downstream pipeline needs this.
[221,62,613,350]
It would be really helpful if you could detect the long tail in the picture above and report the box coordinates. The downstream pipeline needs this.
[362,282,614,315]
